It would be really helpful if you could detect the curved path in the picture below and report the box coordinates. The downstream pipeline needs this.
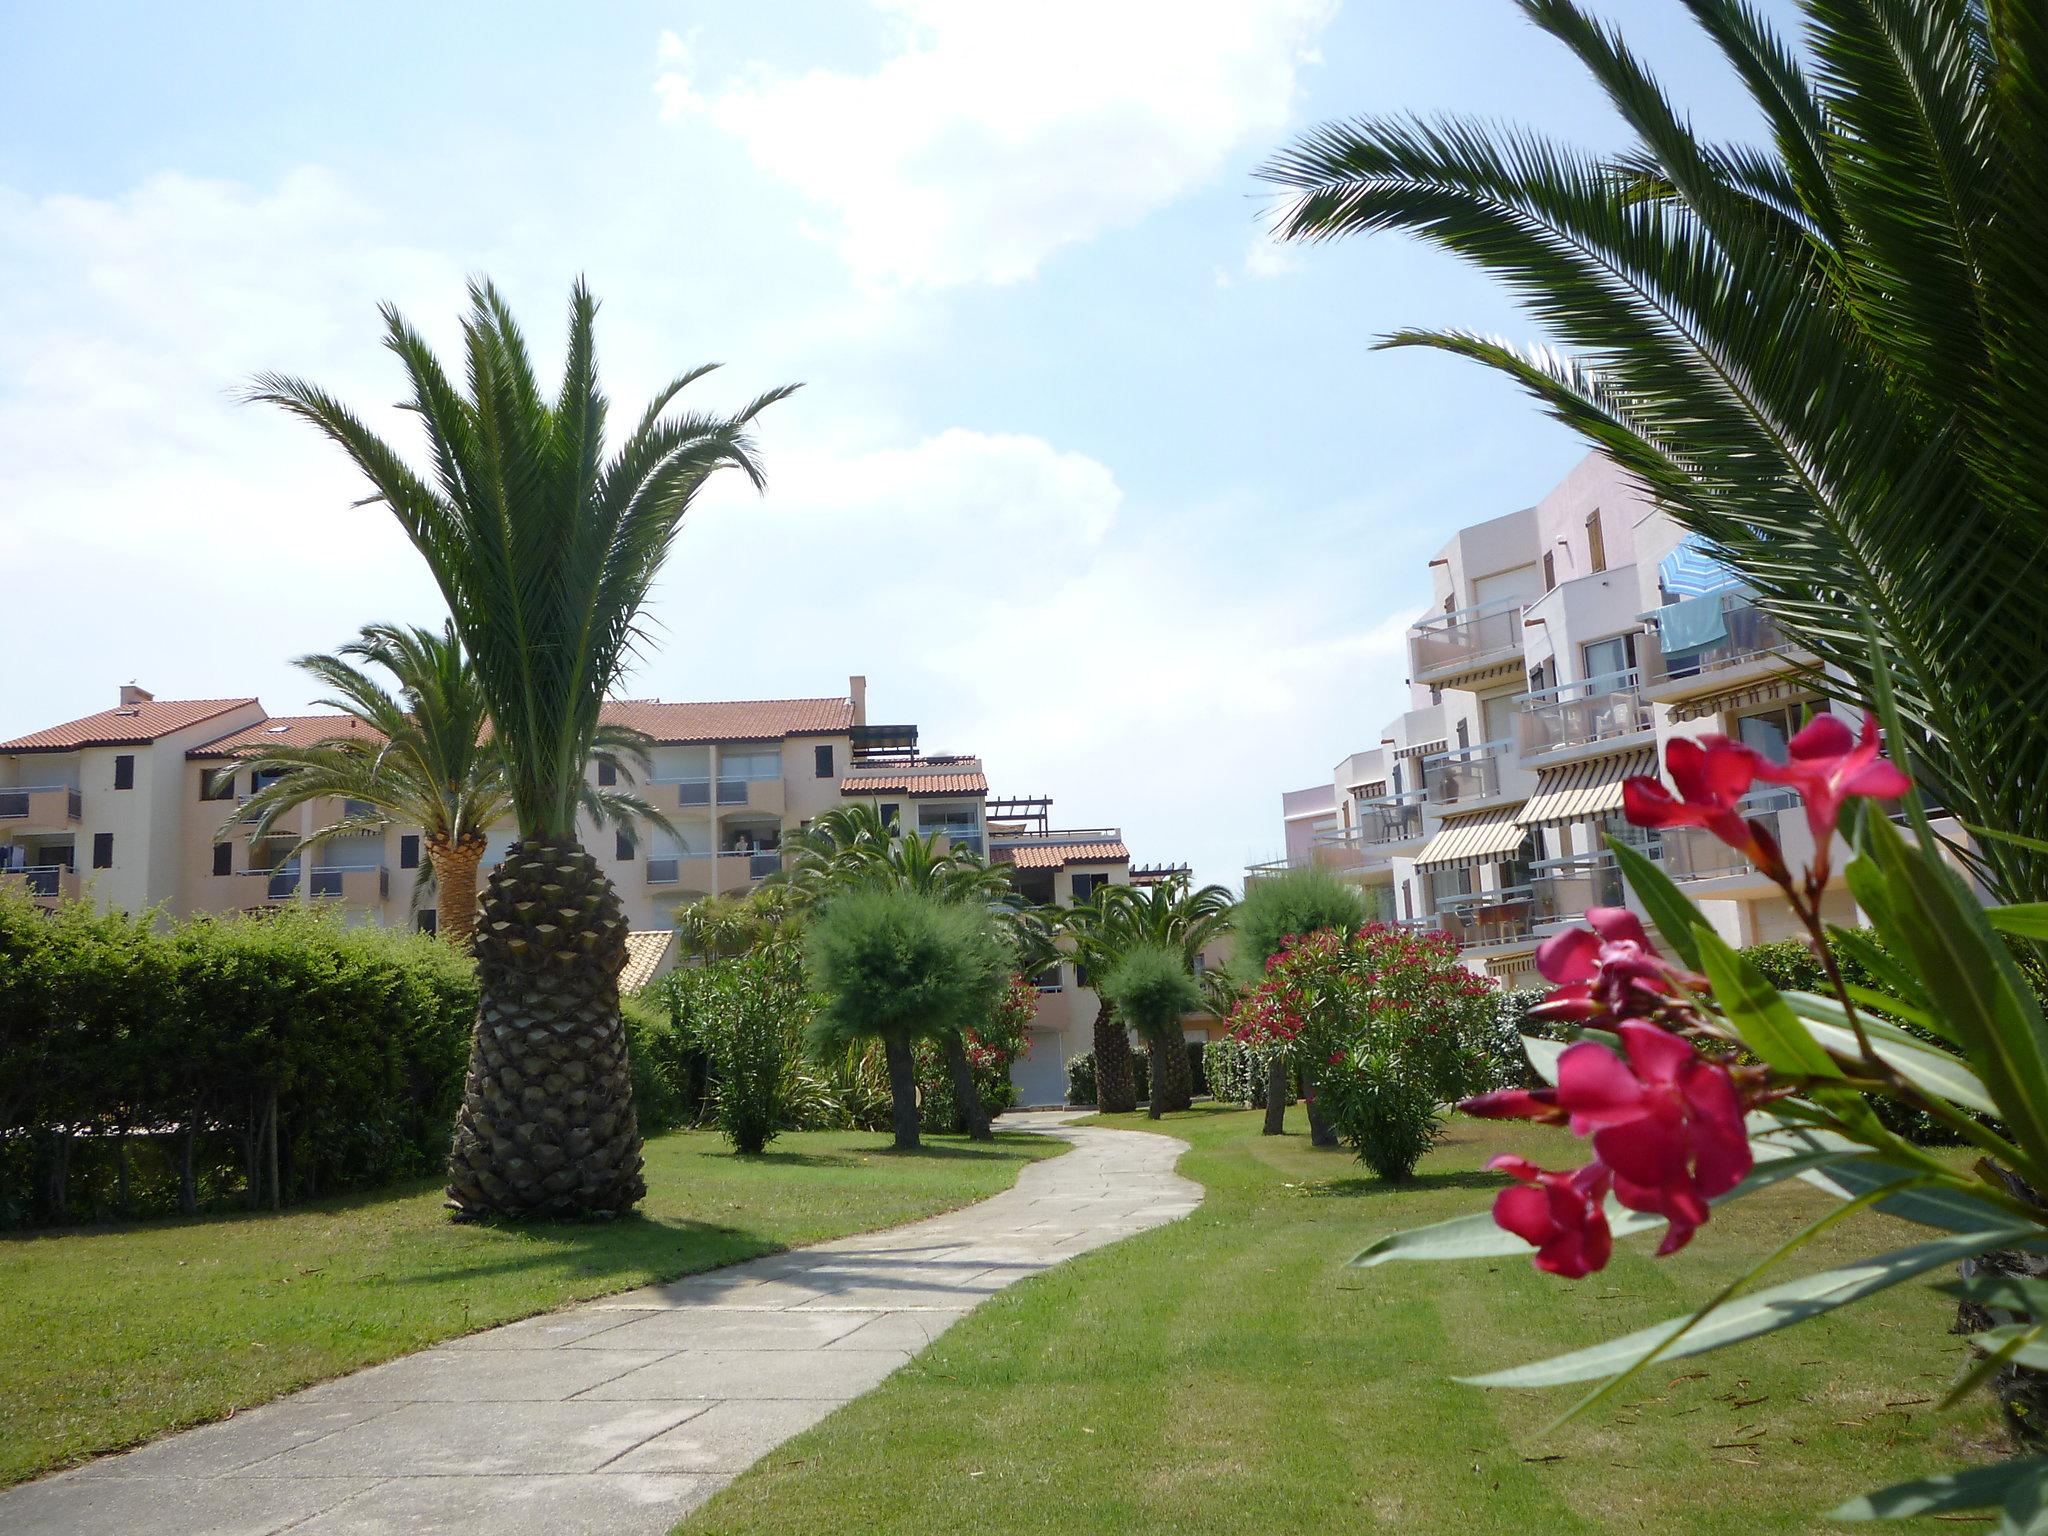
[0,1114,1198,1535]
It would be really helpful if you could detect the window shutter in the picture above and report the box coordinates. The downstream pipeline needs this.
[92,832,114,869]
[212,843,233,877]
[400,835,420,870]
[616,829,635,862]
[815,743,834,779]
[598,760,617,787]
[113,755,135,791]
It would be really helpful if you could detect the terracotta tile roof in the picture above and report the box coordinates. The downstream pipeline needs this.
[189,714,384,758]
[619,930,678,994]
[599,696,855,744]
[0,698,257,753]
[1000,840,1130,869]
[838,771,988,796]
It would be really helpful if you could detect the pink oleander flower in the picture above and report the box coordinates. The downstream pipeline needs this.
[1490,1156,1614,1278]
[1623,735,1787,881]
[1461,1084,1566,1124]
[1532,907,1686,1022]
[1555,1021,1751,1254]
[1752,713,1911,851]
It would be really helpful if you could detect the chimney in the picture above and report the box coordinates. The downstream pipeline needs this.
[119,683,154,707]
[849,674,867,727]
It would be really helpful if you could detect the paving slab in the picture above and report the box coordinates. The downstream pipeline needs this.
[0,1116,1197,1535]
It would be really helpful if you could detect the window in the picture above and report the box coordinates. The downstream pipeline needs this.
[1736,703,1806,760]
[615,828,636,862]
[1071,870,1107,903]
[879,802,901,831]
[1587,509,1607,573]
[1529,661,1549,694]
[342,798,374,820]
[251,768,285,793]
[1480,692,1517,745]
[1582,633,1638,681]
[814,743,834,779]
[417,909,438,936]
[200,769,235,801]
[597,760,617,787]
[211,843,233,877]
[400,834,420,870]
[1541,550,1556,591]
[113,754,135,791]
[91,832,113,869]
[1401,881,1414,921]
[723,749,782,781]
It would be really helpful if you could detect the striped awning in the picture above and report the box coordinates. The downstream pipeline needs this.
[1519,749,1658,828]
[1667,677,1814,724]
[1415,805,1531,871]
[1394,738,1447,762]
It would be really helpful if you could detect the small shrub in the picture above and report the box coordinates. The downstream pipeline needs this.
[621,990,687,1135]
[1319,1043,1444,1181]
[1230,868,1368,978]
[1067,1051,1097,1106]
[698,948,810,1156]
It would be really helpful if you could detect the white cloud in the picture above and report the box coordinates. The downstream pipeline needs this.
[1243,229,1301,279]
[655,0,1338,288]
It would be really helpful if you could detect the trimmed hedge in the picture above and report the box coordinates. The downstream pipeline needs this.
[1064,1048,1149,1108]
[0,889,476,1227]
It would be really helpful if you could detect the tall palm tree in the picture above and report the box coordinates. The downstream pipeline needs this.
[224,622,669,951]
[1064,877,1233,1113]
[249,278,795,1219]
[1260,0,2048,903]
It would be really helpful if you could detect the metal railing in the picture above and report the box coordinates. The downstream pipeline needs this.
[1431,884,1538,948]
[1529,853,1626,925]
[719,849,783,880]
[2,864,70,897]
[1660,787,1799,881]
[1422,742,1510,807]
[1409,599,1525,678]
[646,857,680,885]
[1356,788,1427,845]
[924,827,984,856]
[1645,594,1796,685]
[1516,670,1652,755]
[0,786,82,821]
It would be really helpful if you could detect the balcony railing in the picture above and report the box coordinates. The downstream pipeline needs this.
[717,777,750,806]
[1354,789,1427,846]
[2,863,73,898]
[1529,854,1626,926]
[1645,594,1796,686]
[1660,788,1799,881]
[925,828,984,856]
[1409,599,1525,680]
[1431,885,1538,949]
[646,857,680,885]
[1422,743,1510,808]
[658,777,713,808]
[0,786,83,822]
[719,849,783,880]
[1515,670,1653,756]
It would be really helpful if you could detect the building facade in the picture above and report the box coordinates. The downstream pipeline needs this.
[1253,450,1886,981]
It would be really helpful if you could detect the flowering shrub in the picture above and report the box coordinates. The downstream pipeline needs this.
[1359,700,2048,1522]
[1229,921,1499,1177]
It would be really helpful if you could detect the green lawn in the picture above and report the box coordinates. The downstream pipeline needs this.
[682,1106,2007,1535]
[0,1127,1062,1487]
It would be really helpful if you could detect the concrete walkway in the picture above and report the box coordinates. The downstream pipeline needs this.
[1,1115,1197,1535]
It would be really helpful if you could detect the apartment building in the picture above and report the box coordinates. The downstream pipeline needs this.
[1255,450,1871,980]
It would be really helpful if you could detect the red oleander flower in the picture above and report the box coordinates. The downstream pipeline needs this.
[1489,1156,1614,1278]
[1752,713,1911,850]
[1460,1084,1566,1124]
[1623,735,1787,881]
[1533,907,1686,1022]
[1553,1022,1751,1255]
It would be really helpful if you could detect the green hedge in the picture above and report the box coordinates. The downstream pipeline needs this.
[0,889,476,1227]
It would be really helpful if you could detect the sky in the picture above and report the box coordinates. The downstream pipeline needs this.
[0,0,1790,888]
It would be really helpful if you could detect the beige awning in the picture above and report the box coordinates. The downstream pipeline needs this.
[1667,678,1816,724]
[1519,749,1658,829]
[1415,805,1530,871]
[1394,738,1446,762]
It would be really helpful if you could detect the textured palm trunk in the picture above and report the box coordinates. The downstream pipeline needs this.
[1144,1031,1173,1120]
[944,1034,993,1141]
[1092,1001,1137,1113]
[884,1035,921,1150]
[426,833,486,951]
[1263,1052,1291,1135]
[1160,1028,1194,1112]
[445,837,645,1219]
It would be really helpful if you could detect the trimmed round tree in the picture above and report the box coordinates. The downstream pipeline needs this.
[1231,867,1368,1146]
[804,887,1008,1150]
[250,278,794,1220]
[1096,942,1204,1123]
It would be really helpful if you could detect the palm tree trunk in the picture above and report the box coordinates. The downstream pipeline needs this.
[426,834,486,951]
[1145,1031,1172,1121]
[1263,1052,1291,1136]
[1160,1029,1193,1112]
[1092,1001,1136,1113]
[884,1035,921,1151]
[944,1034,992,1141]
[446,837,645,1219]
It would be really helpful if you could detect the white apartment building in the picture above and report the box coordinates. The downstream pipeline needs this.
[1256,450,1872,981]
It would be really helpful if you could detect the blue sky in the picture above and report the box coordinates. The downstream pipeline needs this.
[0,0,1790,886]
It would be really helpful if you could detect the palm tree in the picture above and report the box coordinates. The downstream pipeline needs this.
[224,622,669,952]
[1064,877,1233,1113]
[1259,0,2048,904]
[248,278,795,1219]
[1097,942,1206,1122]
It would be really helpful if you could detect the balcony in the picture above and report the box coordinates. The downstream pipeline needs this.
[1,865,81,904]
[1313,792,1427,871]
[1528,853,1627,927]
[1515,671,1653,759]
[646,854,714,889]
[1643,594,1802,703]
[1422,743,1511,809]
[1409,599,1526,687]
[0,785,82,830]
[719,849,784,882]
[310,865,388,903]
[1432,885,1538,950]
[1659,787,1802,889]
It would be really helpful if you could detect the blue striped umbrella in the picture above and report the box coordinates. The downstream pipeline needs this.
[1657,534,1740,599]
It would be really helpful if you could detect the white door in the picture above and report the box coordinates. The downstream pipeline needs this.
[1010,1029,1068,1108]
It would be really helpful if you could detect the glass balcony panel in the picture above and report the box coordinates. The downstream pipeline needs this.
[1529,855,1626,925]
[1515,670,1652,755]
[1423,745,1507,808]
[1646,594,1795,684]
[1658,789,1797,881]
[1431,885,1537,948]
[1409,601,1525,678]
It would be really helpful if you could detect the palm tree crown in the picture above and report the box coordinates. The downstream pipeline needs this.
[1259,0,2048,901]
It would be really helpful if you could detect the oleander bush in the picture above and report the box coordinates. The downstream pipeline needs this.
[0,889,475,1227]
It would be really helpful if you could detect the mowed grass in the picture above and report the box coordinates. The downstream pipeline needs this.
[682,1106,2007,1536]
[0,1127,1063,1486]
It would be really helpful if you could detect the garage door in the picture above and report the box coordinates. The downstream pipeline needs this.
[1009,1029,1068,1109]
